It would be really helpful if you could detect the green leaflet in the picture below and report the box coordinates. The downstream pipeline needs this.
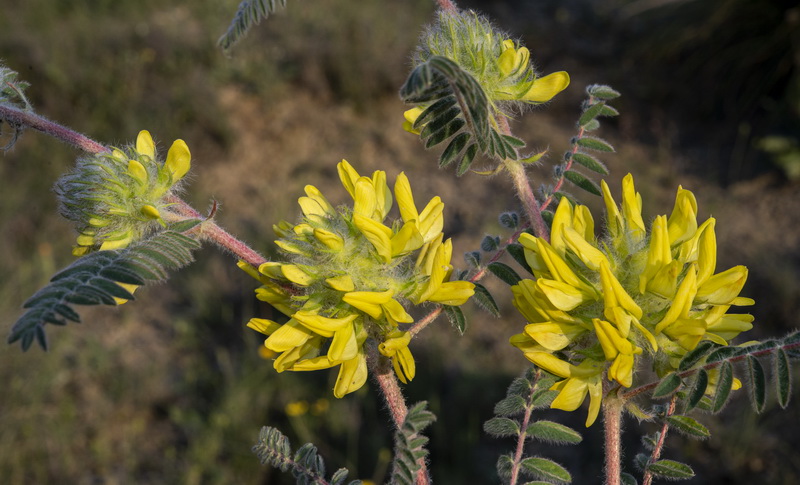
[218,0,288,52]
[8,230,201,351]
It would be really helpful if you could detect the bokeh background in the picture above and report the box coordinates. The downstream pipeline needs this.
[1,0,799,483]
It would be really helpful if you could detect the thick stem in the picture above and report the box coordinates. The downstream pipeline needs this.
[603,396,623,485]
[642,395,677,485]
[0,104,109,154]
[163,195,267,267]
[509,370,541,485]
[496,115,550,241]
[367,343,430,485]
[505,160,550,241]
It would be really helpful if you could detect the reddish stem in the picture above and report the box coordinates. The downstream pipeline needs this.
[508,370,541,485]
[1,104,109,154]
[642,395,678,485]
[603,396,623,485]
[1,103,268,267]
[367,344,430,485]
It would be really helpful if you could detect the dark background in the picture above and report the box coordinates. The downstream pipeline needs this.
[1,0,799,483]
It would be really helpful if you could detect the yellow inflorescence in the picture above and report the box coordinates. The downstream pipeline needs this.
[511,174,754,426]
[57,130,191,256]
[242,160,474,398]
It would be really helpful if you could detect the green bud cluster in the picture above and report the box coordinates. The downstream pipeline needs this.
[55,130,190,255]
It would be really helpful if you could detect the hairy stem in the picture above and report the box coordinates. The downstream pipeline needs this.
[509,370,542,485]
[497,115,550,241]
[603,395,623,485]
[642,395,677,485]
[0,104,109,154]
[1,103,268,267]
[367,343,430,485]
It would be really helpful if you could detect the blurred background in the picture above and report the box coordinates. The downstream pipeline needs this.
[1,0,799,483]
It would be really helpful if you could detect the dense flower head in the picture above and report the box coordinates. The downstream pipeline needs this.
[511,174,754,426]
[412,10,569,113]
[241,160,474,398]
[56,130,191,255]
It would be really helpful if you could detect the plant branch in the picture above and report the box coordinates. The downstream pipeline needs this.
[1,103,268,267]
[435,0,457,12]
[642,395,678,485]
[603,394,623,485]
[0,103,109,154]
[496,114,550,242]
[366,342,430,485]
[509,369,543,485]
[621,340,800,400]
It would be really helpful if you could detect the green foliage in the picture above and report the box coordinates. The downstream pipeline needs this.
[471,283,501,318]
[443,304,467,335]
[8,230,201,351]
[252,426,360,485]
[652,373,682,399]
[218,0,288,53]
[390,401,435,485]
[539,84,619,208]
[0,63,32,150]
[487,261,522,286]
[400,56,523,175]
[487,369,576,484]
[646,459,694,480]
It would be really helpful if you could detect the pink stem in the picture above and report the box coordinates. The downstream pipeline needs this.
[603,396,623,485]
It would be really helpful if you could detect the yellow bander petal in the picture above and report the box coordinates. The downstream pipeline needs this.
[135,130,156,159]
[522,71,570,103]
[165,139,191,181]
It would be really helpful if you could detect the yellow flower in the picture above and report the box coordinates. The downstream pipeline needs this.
[511,174,754,425]
[57,130,191,255]
[242,160,473,397]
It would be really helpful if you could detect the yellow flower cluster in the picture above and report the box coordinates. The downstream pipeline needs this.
[56,130,190,255]
[404,11,569,134]
[242,160,474,398]
[511,174,754,426]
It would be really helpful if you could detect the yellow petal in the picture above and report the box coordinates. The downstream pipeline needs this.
[343,290,394,319]
[537,278,589,311]
[247,318,282,336]
[353,214,393,263]
[337,159,361,198]
[136,130,156,159]
[391,221,424,256]
[696,265,748,305]
[293,311,357,338]
[165,139,191,181]
[522,71,570,103]
[381,298,414,325]
[371,170,392,220]
[427,280,475,306]
[140,204,161,220]
[281,264,315,286]
[599,260,643,319]
[333,354,368,398]
[325,275,355,292]
[402,108,424,135]
[621,174,645,242]
[655,265,698,334]
[524,322,584,351]
[667,186,698,246]
[563,227,608,271]
[498,44,518,77]
[551,377,588,412]
[528,352,572,378]
[601,180,622,238]
[314,228,344,251]
[328,321,358,362]
[127,159,149,185]
[353,177,378,219]
[265,319,314,352]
